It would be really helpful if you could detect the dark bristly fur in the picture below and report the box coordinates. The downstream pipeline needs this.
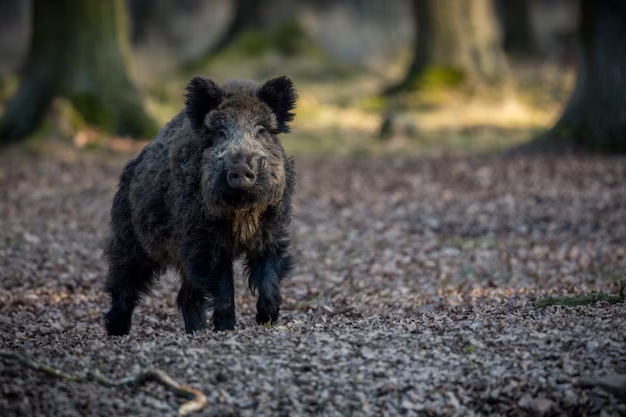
[103,76,297,335]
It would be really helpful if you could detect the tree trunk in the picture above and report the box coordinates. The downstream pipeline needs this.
[208,0,300,55]
[0,0,156,144]
[502,0,539,58]
[549,0,626,152]
[210,0,264,53]
[387,0,507,94]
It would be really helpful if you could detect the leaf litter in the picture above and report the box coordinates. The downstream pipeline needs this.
[0,147,625,416]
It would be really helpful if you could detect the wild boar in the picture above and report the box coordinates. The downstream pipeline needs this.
[103,76,296,335]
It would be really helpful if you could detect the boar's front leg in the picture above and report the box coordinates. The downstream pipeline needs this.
[209,260,236,332]
[177,279,208,333]
[247,243,294,326]
[182,249,236,333]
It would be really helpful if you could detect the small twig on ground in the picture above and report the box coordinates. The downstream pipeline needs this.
[0,350,208,416]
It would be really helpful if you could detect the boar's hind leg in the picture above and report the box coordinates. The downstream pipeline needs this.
[104,244,159,336]
[177,280,208,333]
[247,248,295,326]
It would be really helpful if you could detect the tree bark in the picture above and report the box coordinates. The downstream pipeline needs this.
[210,0,264,53]
[549,0,626,152]
[502,0,539,58]
[0,0,157,145]
[387,0,507,94]
[208,0,300,55]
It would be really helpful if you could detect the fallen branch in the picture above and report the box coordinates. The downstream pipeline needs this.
[579,374,626,401]
[536,280,626,308]
[0,350,208,416]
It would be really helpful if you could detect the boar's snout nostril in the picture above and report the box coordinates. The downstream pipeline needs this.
[227,164,257,189]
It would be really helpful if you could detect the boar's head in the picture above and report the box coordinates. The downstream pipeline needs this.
[184,76,296,214]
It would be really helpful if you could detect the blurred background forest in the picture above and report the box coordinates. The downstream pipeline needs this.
[0,0,623,155]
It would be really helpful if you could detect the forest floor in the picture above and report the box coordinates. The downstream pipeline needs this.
[0,142,624,416]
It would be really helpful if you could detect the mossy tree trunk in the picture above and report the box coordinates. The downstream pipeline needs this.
[0,0,157,145]
[549,0,626,152]
[387,0,507,94]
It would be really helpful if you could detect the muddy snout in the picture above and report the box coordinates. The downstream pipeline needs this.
[227,163,257,189]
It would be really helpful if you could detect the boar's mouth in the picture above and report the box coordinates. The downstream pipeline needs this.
[220,187,261,209]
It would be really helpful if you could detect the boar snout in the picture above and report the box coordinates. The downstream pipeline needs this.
[227,163,257,189]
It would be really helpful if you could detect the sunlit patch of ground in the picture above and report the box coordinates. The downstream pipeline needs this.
[3,50,575,159]
[137,52,576,157]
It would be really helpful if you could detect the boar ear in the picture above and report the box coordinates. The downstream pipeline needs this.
[258,76,297,133]
[184,77,223,132]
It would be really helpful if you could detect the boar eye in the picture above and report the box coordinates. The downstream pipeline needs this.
[215,129,227,142]
[256,126,267,137]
